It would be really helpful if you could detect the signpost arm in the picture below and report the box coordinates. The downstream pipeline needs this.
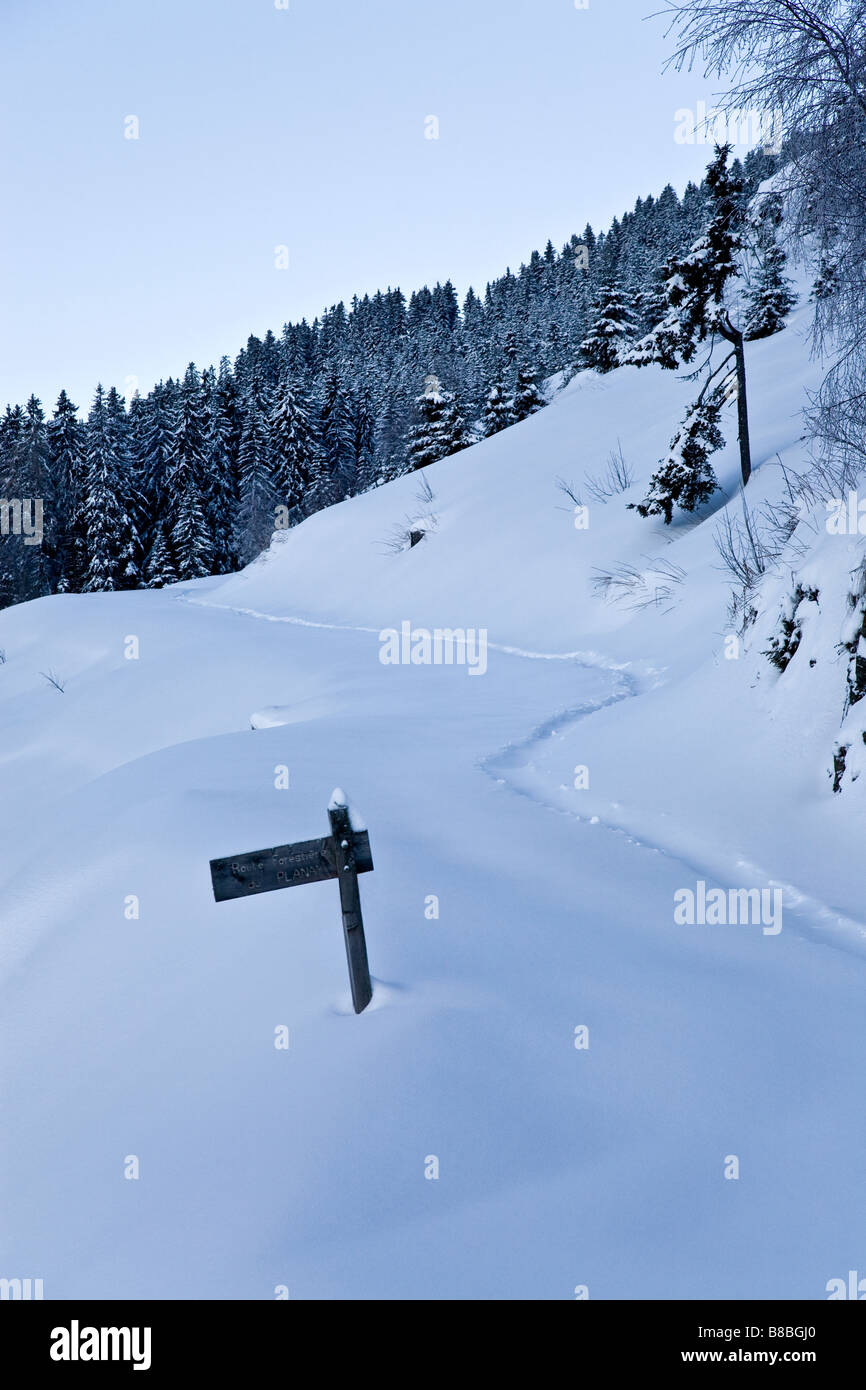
[328,802,373,1014]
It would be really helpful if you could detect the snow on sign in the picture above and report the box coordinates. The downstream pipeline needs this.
[209,791,374,1013]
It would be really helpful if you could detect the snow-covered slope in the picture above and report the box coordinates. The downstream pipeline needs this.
[2,292,865,1300]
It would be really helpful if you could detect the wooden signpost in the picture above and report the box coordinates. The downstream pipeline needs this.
[209,791,374,1013]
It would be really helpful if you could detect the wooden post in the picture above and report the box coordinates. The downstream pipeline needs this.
[328,802,373,1014]
[209,794,375,1014]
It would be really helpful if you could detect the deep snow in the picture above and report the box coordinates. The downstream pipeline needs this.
[2,289,865,1299]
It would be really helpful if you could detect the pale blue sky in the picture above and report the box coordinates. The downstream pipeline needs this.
[0,0,738,412]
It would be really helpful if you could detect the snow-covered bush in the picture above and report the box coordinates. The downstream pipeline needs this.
[764,583,820,672]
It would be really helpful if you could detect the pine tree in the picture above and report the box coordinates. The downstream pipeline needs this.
[374,392,408,484]
[744,199,797,340]
[680,179,709,247]
[627,146,756,497]
[143,520,178,588]
[126,391,152,561]
[107,387,143,587]
[169,364,213,579]
[620,264,684,369]
[0,397,50,603]
[313,367,355,507]
[675,148,743,351]
[47,390,86,591]
[137,379,180,558]
[271,378,317,517]
[172,476,213,579]
[502,329,519,376]
[481,383,515,438]
[18,396,51,596]
[349,389,377,495]
[406,375,468,471]
[81,386,141,592]
[235,365,276,564]
[211,359,243,569]
[578,287,638,373]
[512,365,544,421]
[745,240,796,338]
[544,321,563,374]
[201,364,238,574]
[0,406,25,607]
[630,385,725,524]
[631,274,670,340]
[460,287,488,413]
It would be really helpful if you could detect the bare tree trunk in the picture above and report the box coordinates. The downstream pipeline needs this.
[719,317,752,488]
[733,330,752,488]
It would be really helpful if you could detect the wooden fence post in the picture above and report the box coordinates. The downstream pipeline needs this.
[327,802,373,1014]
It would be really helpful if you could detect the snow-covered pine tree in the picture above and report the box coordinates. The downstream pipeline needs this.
[744,196,797,339]
[0,397,50,604]
[169,364,214,580]
[312,367,355,507]
[630,383,725,524]
[18,396,51,597]
[810,258,839,305]
[201,364,239,574]
[373,391,409,485]
[680,178,710,247]
[631,273,670,341]
[0,406,25,607]
[215,356,243,459]
[578,223,598,302]
[628,146,757,508]
[349,389,377,495]
[406,375,468,471]
[143,519,178,588]
[47,390,86,592]
[502,329,519,376]
[745,240,796,339]
[235,364,277,565]
[460,287,489,415]
[270,377,317,519]
[512,365,545,421]
[126,391,153,561]
[619,264,685,370]
[676,144,745,350]
[578,287,638,373]
[213,359,243,568]
[106,387,143,588]
[133,377,181,579]
[626,146,744,373]
[543,321,563,374]
[655,183,683,256]
[81,385,141,592]
[481,382,516,438]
